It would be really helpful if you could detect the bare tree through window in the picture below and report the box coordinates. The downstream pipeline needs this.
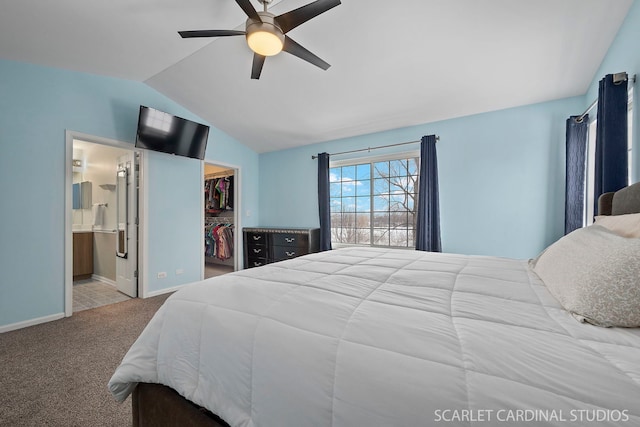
[330,157,419,248]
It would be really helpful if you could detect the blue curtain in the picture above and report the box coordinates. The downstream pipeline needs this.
[415,135,441,252]
[593,74,628,216]
[317,152,332,251]
[564,115,589,235]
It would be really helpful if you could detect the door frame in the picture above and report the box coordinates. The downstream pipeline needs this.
[201,160,241,277]
[64,130,146,317]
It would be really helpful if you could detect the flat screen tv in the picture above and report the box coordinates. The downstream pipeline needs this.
[135,106,209,160]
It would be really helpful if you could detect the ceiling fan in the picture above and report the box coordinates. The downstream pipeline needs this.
[179,0,341,79]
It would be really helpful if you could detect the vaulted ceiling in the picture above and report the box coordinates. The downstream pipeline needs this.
[0,0,632,152]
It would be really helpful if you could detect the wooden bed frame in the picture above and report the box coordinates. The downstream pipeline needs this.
[133,383,229,427]
[131,182,640,427]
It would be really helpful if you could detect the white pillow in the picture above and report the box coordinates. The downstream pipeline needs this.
[532,225,640,327]
[594,213,640,238]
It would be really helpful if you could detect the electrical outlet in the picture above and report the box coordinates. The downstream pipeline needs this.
[175,269,184,275]
[157,272,167,279]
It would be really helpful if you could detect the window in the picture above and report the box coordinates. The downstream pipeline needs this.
[584,85,634,226]
[330,151,419,248]
[628,85,634,184]
[585,117,597,226]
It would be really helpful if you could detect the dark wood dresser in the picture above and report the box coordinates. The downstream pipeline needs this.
[243,227,320,269]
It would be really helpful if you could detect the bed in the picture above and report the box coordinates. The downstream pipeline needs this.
[109,183,640,427]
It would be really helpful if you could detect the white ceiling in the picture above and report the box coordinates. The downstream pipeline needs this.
[0,0,632,153]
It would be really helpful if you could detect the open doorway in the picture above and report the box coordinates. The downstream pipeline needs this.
[65,131,142,316]
[204,162,239,278]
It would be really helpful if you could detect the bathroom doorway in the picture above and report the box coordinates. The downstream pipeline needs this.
[65,131,143,316]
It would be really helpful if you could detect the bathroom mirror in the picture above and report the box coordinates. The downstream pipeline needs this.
[116,167,128,258]
[72,181,92,209]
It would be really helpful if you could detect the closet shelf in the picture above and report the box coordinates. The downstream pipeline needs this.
[99,184,116,191]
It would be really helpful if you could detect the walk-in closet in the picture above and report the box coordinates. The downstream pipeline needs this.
[204,164,236,279]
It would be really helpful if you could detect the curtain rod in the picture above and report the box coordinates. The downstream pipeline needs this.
[576,73,636,123]
[311,136,439,160]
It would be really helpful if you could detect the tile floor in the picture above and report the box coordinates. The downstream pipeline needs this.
[73,279,131,312]
[72,265,233,312]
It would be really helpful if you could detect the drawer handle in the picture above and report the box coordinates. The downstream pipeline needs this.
[253,248,262,254]
[285,237,295,243]
[286,251,296,257]
[253,235,262,241]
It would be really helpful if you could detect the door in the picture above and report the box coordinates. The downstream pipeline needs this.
[116,153,138,297]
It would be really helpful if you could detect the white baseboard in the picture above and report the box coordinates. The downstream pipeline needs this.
[144,284,186,298]
[91,274,117,287]
[0,312,65,333]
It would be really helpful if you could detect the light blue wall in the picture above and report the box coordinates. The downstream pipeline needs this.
[144,150,203,290]
[0,59,259,328]
[259,97,583,259]
[258,2,640,258]
[3,0,637,329]
[583,0,640,183]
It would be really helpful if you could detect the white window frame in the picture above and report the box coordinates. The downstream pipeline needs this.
[584,85,634,226]
[628,85,634,184]
[329,150,420,249]
[585,116,597,226]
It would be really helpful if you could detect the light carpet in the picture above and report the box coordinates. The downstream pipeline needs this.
[0,293,171,427]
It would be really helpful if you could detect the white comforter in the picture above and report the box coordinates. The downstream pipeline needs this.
[109,247,640,426]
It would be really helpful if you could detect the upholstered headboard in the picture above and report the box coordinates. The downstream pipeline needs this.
[598,182,640,215]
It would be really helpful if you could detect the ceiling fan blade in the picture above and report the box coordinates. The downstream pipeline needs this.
[251,53,266,80]
[282,36,330,70]
[236,0,261,21]
[179,30,245,38]
[275,0,341,33]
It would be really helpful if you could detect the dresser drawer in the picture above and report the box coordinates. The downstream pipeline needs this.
[272,245,308,261]
[247,245,268,258]
[246,232,268,247]
[272,233,308,247]
[246,257,268,268]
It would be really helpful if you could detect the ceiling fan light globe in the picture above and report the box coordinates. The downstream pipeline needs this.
[247,31,283,56]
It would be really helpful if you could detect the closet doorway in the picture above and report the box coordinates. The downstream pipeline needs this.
[203,162,239,278]
[65,131,143,317]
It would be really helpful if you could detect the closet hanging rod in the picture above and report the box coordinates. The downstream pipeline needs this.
[205,170,234,179]
[310,136,439,160]
[576,73,636,123]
